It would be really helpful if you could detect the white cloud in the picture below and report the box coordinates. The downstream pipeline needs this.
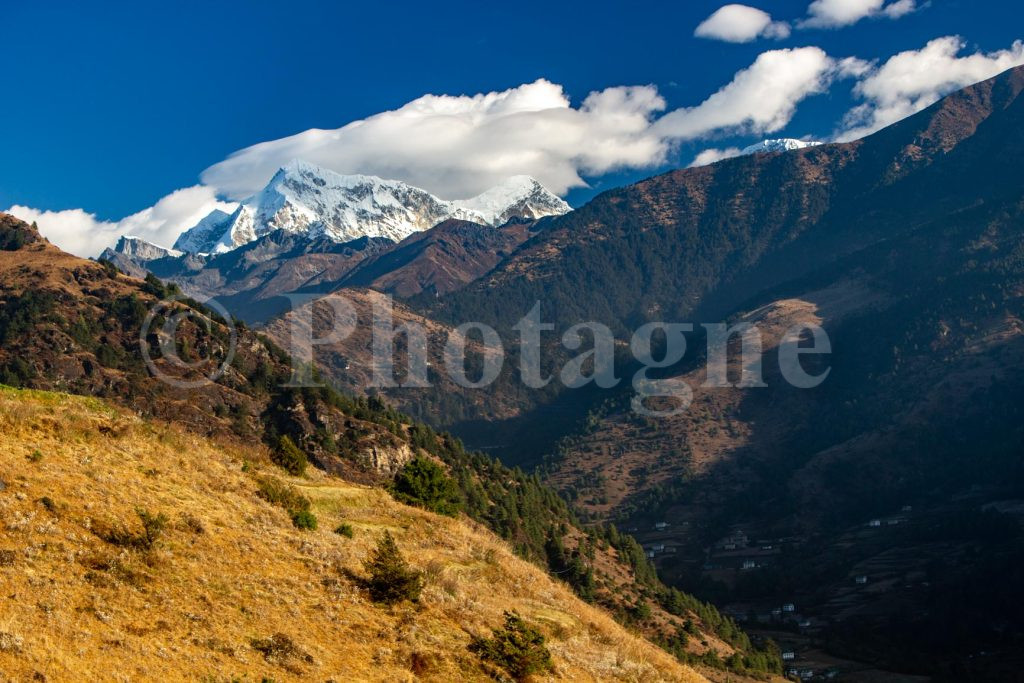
[837,36,1024,140]
[7,186,236,258]
[690,147,744,166]
[835,55,874,79]
[800,0,918,28]
[881,0,917,18]
[5,206,116,259]
[652,47,841,140]
[202,79,669,200]
[694,4,790,43]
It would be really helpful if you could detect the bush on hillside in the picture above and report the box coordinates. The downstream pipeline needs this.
[255,475,317,530]
[290,509,317,530]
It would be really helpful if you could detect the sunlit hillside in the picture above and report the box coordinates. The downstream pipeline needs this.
[0,387,709,682]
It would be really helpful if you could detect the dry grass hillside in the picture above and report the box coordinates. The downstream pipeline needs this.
[0,386,707,682]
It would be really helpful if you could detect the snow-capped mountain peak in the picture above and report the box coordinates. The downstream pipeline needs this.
[740,138,822,155]
[452,175,570,226]
[173,210,235,254]
[173,162,570,255]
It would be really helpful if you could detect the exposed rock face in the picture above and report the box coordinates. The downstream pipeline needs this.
[362,441,415,478]
[108,235,181,260]
[99,236,182,278]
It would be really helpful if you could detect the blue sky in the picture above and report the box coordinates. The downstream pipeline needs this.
[3,0,1023,254]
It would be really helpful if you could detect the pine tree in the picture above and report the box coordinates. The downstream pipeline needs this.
[469,611,553,681]
[363,531,423,604]
[391,456,461,516]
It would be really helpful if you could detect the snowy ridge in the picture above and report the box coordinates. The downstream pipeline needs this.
[174,161,570,255]
[740,138,823,155]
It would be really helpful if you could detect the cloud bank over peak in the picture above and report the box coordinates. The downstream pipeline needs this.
[202,79,669,201]
[206,49,841,207]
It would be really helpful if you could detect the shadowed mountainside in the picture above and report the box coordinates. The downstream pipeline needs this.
[305,64,1024,461]
[260,65,1024,679]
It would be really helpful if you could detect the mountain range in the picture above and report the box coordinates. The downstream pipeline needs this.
[101,163,568,321]
[10,64,1024,682]
[0,213,782,681]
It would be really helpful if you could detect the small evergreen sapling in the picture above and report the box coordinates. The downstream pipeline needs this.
[273,435,308,476]
[469,610,554,681]
[363,531,423,604]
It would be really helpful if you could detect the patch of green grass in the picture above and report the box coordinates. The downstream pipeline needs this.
[254,476,318,530]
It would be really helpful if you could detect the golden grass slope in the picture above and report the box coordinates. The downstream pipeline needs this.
[0,387,706,682]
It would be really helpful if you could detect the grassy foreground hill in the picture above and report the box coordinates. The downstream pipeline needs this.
[0,386,708,682]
